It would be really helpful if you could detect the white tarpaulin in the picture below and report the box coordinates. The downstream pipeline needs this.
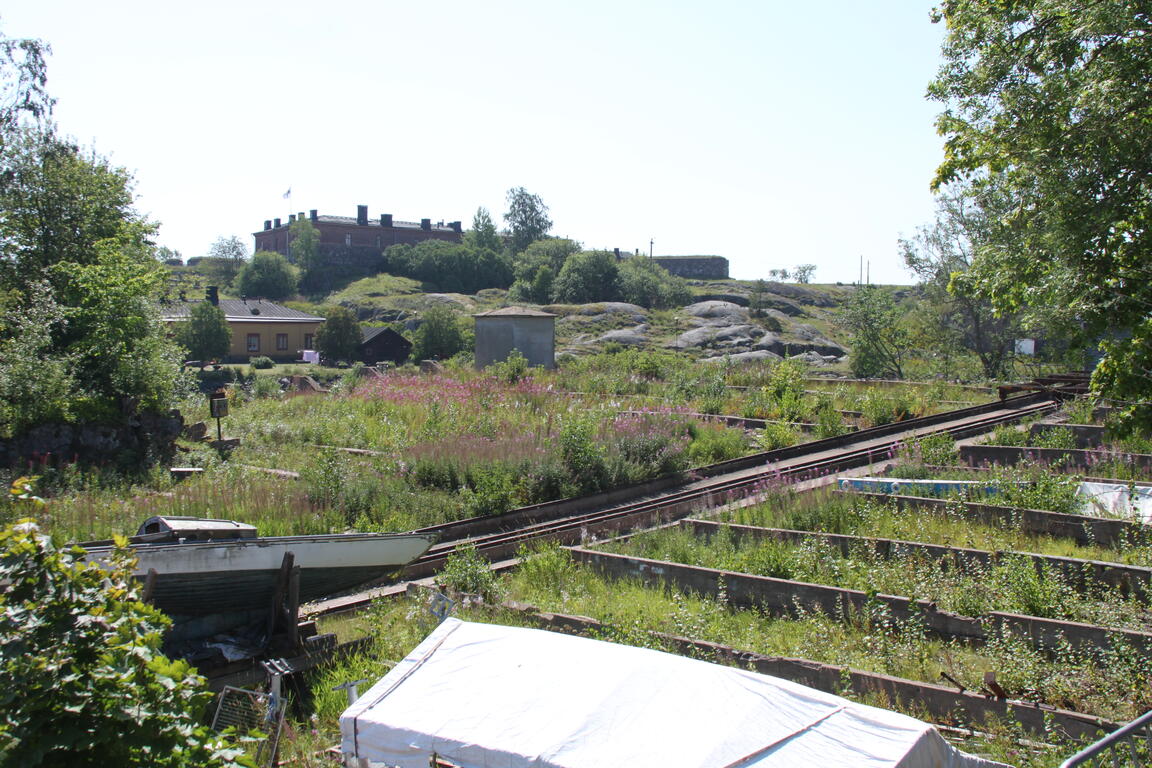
[341,619,1004,768]
[1077,481,1152,522]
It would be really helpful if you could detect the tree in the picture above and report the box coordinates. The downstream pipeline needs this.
[901,184,1020,379]
[552,250,621,304]
[464,206,502,253]
[0,28,52,149]
[509,238,580,302]
[617,256,691,309]
[207,235,247,263]
[792,264,816,284]
[768,268,790,281]
[175,300,230,362]
[0,129,151,281]
[841,284,911,379]
[411,304,467,361]
[288,216,320,267]
[503,187,552,254]
[384,240,512,294]
[0,520,253,766]
[236,250,298,300]
[314,305,361,364]
[929,1,1152,429]
[0,129,184,433]
[156,246,182,265]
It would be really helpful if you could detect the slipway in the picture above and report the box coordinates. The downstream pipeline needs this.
[340,618,1004,768]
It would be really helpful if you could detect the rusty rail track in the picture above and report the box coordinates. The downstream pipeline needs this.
[311,390,1064,615]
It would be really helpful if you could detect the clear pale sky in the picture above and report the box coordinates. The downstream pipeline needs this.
[5,2,948,285]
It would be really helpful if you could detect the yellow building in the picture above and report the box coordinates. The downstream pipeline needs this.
[163,292,324,363]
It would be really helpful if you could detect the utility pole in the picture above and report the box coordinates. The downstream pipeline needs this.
[649,238,654,259]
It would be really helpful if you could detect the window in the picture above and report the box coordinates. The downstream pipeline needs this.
[345,234,352,246]
[276,333,288,351]
[247,334,260,353]
[304,333,314,349]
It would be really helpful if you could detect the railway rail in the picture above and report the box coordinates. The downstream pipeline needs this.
[312,386,1070,615]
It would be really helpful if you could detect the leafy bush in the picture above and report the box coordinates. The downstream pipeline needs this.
[249,355,275,369]
[490,349,529,384]
[438,541,499,600]
[0,522,252,766]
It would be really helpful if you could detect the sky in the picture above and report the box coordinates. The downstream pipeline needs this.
[5,2,949,285]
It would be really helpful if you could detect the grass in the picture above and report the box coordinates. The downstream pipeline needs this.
[294,549,1137,768]
[718,488,1152,566]
[598,523,1152,632]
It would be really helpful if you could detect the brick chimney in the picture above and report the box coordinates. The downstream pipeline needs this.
[381,213,393,227]
[420,218,431,231]
[357,205,368,226]
[450,221,462,233]
[310,209,318,222]
[263,220,272,231]
[274,217,282,228]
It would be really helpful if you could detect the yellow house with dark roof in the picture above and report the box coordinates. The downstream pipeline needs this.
[162,288,324,362]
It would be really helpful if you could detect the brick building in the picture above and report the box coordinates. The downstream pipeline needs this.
[253,205,463,258]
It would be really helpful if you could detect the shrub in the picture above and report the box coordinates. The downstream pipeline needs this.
[438,541,498,601]
[249,355,275,369]
[0,521,252,767]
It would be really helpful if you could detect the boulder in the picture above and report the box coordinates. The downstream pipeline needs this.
[684,301,750,325]
[597,326,648,346]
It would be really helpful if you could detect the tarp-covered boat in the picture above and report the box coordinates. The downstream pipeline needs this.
[341,618,1005,768]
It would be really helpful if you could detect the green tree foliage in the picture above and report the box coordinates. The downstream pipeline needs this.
[0,521,253,767]
[552,250,621,304]
[411,304,468,361]
[617,256,691,309]
[287,217,321,281]
[315,305,361,364]
[0,28,52,148]
[792,264,816,284]
[236,250,298,300]
[0,130,184,433]
[929,1,1152,428]
[207,235,247,263]
[385,240,511,294]
[0,281,74,433]
[0,130,150,279]
[175,300,230,362]
[464,206,502,253]
[901,184,1020,379]
[841,284,911,379]
[508,238,580,303]
[503,187,552,254]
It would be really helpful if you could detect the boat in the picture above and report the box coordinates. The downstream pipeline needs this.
[81,516,435,618]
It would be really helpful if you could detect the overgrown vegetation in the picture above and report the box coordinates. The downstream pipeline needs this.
[0,519,252,767]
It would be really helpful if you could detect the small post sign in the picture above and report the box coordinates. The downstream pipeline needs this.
[208,390,229,440]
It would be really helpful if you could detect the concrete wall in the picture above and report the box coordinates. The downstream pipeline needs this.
[845,491,1142,549]
[651,256,729,279]
[687,519,1152,598]
[566,547,1152,655]
[474,316,555,369]
[960,443,1152,471]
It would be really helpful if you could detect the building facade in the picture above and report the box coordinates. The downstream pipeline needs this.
[162,290,324,363]
[473,307,556,369]
[253,205,463,258]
